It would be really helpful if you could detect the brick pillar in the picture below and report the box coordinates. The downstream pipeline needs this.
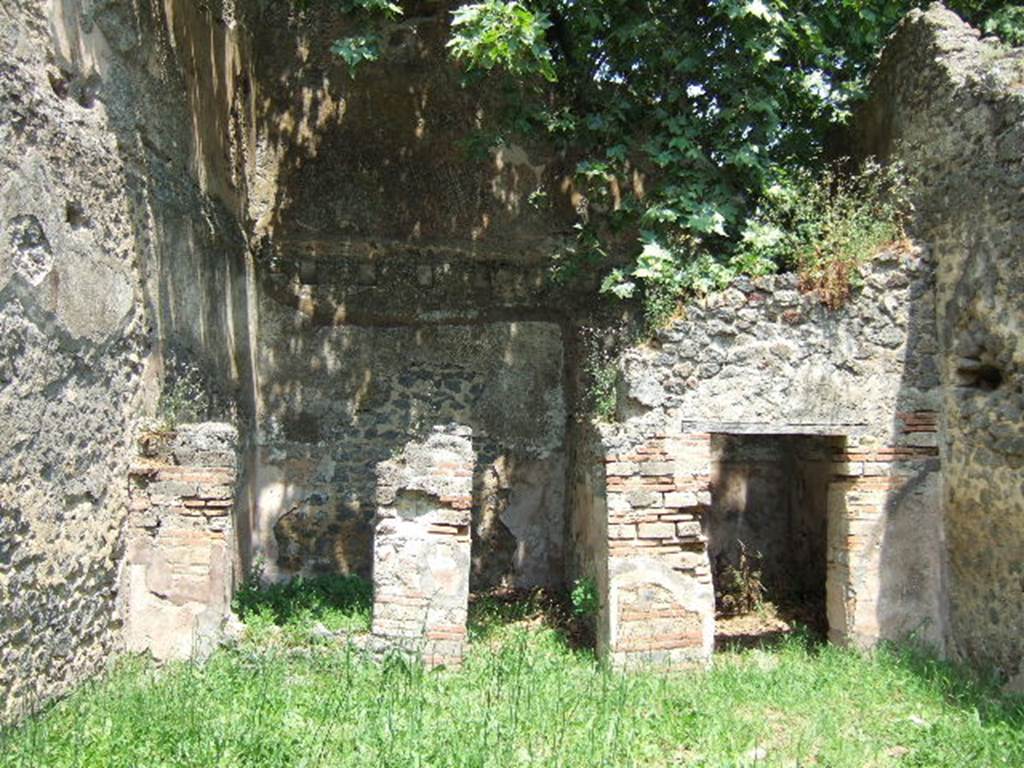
[827,412,941,648]
[372,425,473,666]
[602,431,715,667]
[126,423,238,659]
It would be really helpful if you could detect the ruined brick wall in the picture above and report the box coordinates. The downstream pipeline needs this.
[371,426,474,666]
[249,310,567,589]
[125,424,239,660]
[599,432,716,667]
[857,4,1024,676]
[580,249,946,664]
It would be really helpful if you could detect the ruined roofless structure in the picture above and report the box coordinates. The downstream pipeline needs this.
[1,0,1022,721]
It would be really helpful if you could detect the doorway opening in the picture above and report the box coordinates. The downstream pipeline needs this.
[707,433,840,649]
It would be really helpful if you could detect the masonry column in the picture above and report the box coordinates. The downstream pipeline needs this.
[827,412,943,649]
[601,430,715,667]
[372,425,474,666]
[125,423,239,659]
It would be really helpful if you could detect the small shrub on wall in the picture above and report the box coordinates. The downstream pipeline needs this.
[745,159,913,308]
[600,158,912,317]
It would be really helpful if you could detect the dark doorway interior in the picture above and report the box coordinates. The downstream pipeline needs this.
[708,433,837,648]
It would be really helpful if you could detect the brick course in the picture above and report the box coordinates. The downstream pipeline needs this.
[371,425,474,666]
[125,423,239,660]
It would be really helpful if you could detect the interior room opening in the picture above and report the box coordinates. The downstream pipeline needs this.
[708,433,839,648]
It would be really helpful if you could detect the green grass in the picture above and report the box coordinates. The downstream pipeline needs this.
[2,597,1022,767]
[232,573,373,642]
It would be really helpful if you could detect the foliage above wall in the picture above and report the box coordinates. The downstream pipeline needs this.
[310,0,1020,309]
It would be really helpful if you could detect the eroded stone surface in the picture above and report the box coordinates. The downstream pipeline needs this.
[0,0,253,723]
[125,424,239,660]
[371,425,474,666]
[858,3,1024,676]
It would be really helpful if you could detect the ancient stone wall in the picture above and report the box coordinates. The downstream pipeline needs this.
[857,3,1024,677]
[125,424,239,660]
[231,0,586,593]
[578,248,947,665]
[4,0,1021,724]
[0,0,255,722]
[248,305,567,590]
[3,0,580,721]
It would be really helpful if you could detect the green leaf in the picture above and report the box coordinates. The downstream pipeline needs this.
[687,204,728,237]
[600,269,636,299]
[330,35,382,75]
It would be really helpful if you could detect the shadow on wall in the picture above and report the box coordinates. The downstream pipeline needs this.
[243,317,568,590]
[243,0,574,254]
[709,434,833,613]
[220,0,588,591]
[50,0,260,416]
[0,0,261,722]
[853,5,1024,674]
[873,249,945,653]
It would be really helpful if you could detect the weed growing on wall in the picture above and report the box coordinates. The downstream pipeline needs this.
[600,158,912,313]
[156,374,209,431]
[155,351,237,430]
[745,159,913,308]
[588,361,619,422]
[569,577,600,617]
[578,324,624,422]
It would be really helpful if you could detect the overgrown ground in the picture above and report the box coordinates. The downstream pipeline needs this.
[2,584,1021,768]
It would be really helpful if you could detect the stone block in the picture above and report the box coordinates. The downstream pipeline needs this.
[149,480,199,498]
[639,461,674,476]
[610,524,637,540]
[605,461,638,477]
[638,522,675,540]
[624,490,662,508]
[901,431,939,448]
[664,491,698,508]
[675,521,702,539]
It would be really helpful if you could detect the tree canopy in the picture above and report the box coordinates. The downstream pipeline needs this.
[326,0,1022,310]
